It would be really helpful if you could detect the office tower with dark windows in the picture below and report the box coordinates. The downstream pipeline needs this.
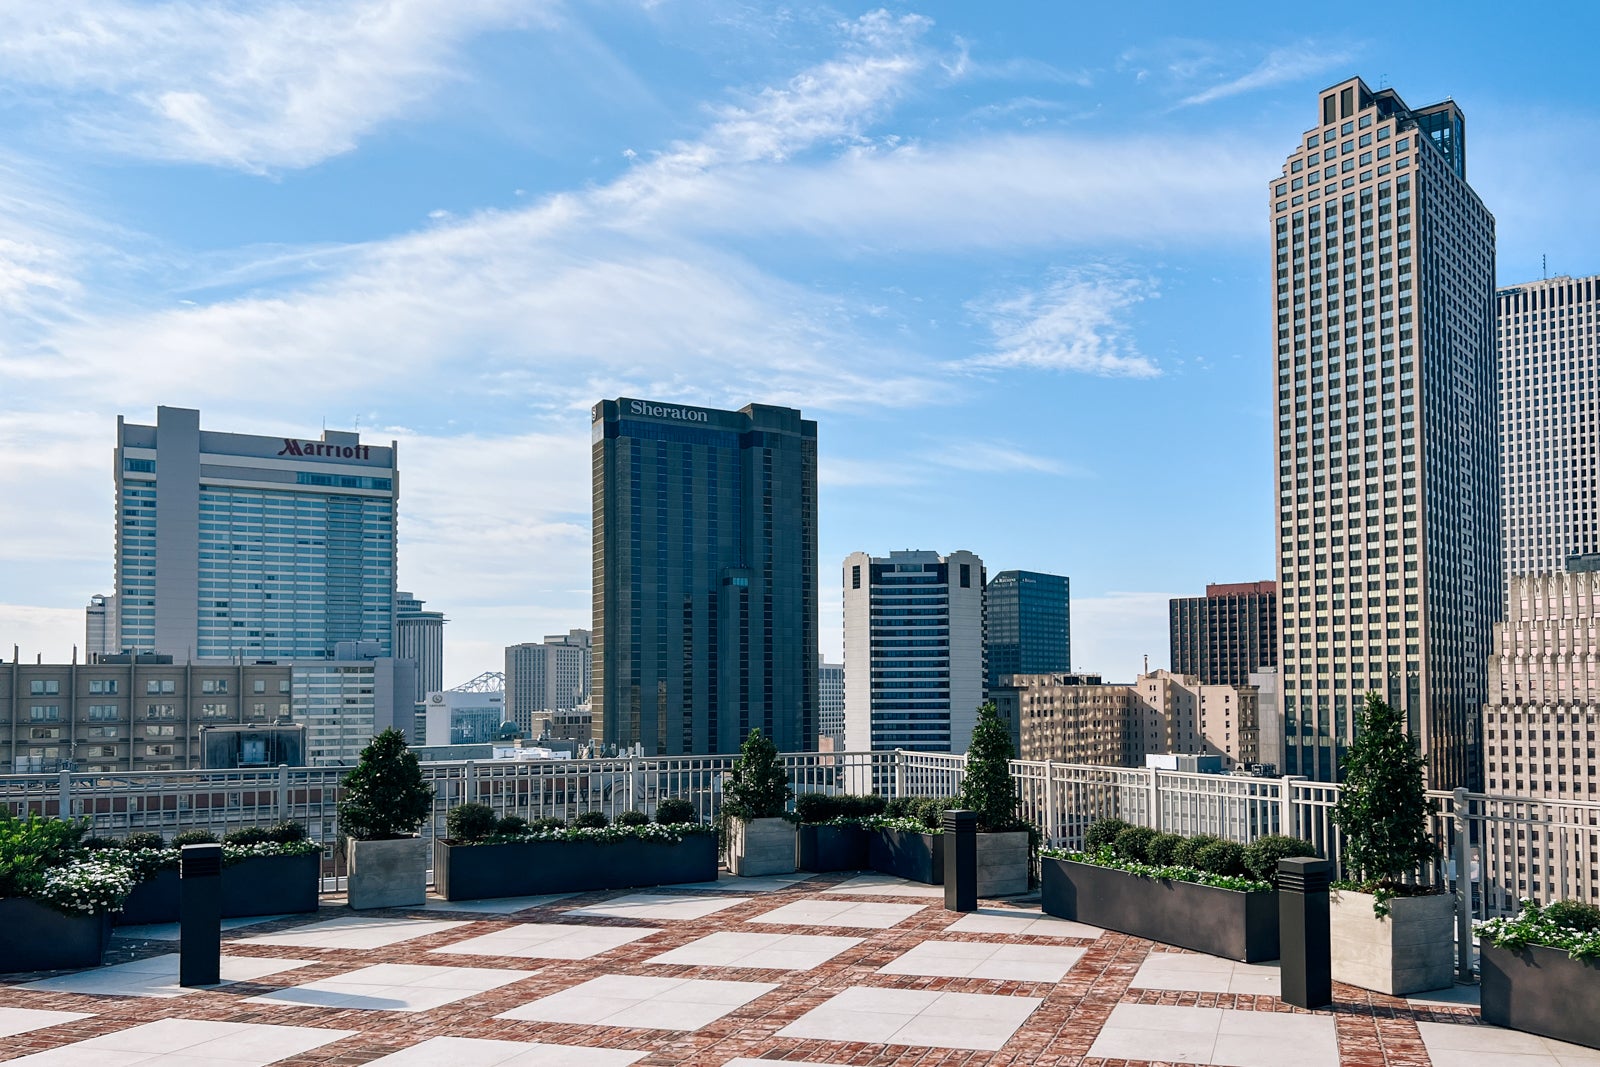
[1499,274,1600,586]
[1169,581,1278,687]
[591,398,817,755]
[1271,77,1498,790]
[115,406,399,663]
[985,570,1070,692]
[842,549,986,754]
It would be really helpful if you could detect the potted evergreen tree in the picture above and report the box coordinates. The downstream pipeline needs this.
[1328,692,1454,995]
[961,701,1032,896]
[723,729,795,876]
[339,728,435,909]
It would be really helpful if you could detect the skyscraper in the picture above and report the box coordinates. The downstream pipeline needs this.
[1498,274,1600,586]
[985,570,1070,692]
[818,659,844,744]
[115,406,398,663]
[591,398,817,755]
[1271,77,1499,789]
[1169,581,1278,687]
[395,592,445,702]
[843,549,985,754]
[505,630,593,735]
[85,593,118,659]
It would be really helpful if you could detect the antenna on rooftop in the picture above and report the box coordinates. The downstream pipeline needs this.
[1543,254,1548,280]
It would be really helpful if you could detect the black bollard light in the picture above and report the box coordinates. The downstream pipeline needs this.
[1278,856,1333,1009]
[179,842,223,987]
[943,809,977,912]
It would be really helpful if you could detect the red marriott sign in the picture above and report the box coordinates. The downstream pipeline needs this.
[277,439,372,460]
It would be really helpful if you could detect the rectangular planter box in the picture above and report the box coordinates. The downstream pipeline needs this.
[1040,856,1279,963]
[348,836,428,910]
[116,867,180,926]
[115,852,321,926]
[0,898,111,973]
[728,817,797,877]
[1329,888,1454,995]
[871,827,944,885]
[1481,942,1600,1051]
[976,831,1030,897]
[798,824,870,872]
[433,833,718,901]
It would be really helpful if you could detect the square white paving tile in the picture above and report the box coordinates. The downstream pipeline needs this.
[19,954,316,999]
[1418,1020,1600,1067]
[1087,1003,1338,1067]
[2,1018,355,1066]
[647,931,862,970]
[112,915,288,941]
[237,915,471,950]
[0,1008,93,1038]
[360,1035,649,1066]
[879,940,1085,982]
[246,962,535,1013]
[777,986,1042,1051]
[751,899,925,929]
[1406,982,1482,1009]
[432,923,663,961]
[823,874,944,899]
[675,871,820,893]
[1130,953,1283,996]
[498,974,777,1031]
[944,907,1103,939]
[563,893,750,922]
[420,893,577,915]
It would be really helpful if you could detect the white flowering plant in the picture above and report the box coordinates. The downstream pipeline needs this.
[36,855,140,915]
[1477,898,1600,961]
[0,810,138,916]
[474,823,715,846]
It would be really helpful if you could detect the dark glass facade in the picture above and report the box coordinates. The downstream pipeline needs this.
[985,570,1070,692]
[1169,582,1278,687]
[591,398,817,755]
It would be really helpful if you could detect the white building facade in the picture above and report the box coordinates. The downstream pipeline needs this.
[505,631,592,736]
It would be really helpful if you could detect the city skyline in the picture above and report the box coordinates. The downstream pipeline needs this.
[3,4,1599,686]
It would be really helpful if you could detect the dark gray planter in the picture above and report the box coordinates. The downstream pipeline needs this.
[1041,856,1279,962]
[114,852,321,925]
[0,898,112,972]
[798,824,869,872]
[870,827,944,884]
[433,833,718,901]
[116,867,180,926]
[1481,942,1600,1050]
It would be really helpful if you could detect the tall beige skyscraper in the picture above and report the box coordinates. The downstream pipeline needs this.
[1271,77,1498,790]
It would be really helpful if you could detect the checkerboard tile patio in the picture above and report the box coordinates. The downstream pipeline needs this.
[0,870,1544,1066]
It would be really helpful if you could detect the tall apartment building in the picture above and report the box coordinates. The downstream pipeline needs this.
[843,549,986,754]
[395,592,445,703]
[591,398,817,755]
[1169,581,1278,686]
[819,659,845,744]
[116,406,399,662]
[1499,274,1600,587]
[986,570,1070,692]
[86,594,118,659]
[505,630,593,735]
[1271,77,1499,789]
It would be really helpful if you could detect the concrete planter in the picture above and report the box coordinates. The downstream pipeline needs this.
[346,836,427,909]
[727,817,797,876]
[1328,888,1454,995]
[976,831,1030,896]
[0,898,112,973]
[115,852,321,925]
[433,834,717,900]
[797,823,870,872]
[1481,941,1600,1050]
[1040,856,1279,962]
[870,827,944,884]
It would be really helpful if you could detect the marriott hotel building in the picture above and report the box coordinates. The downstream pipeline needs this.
[115,406,399,662]
[591,398,818,755]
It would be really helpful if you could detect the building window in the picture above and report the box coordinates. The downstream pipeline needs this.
[253,679,266,694]
[89,679,119,695]
[146,679,177,695]
[202,679,228,694]
[145,704,177,720]
[87,705,120,721]
[29,680,60,696]
[29,705,61,722]
[201,703,230,718]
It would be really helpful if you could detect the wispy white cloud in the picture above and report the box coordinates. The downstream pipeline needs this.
[961,272,1160,378]
[1070,591,1177,680]
[1178,43,1353,108]
[930,441,1082,476]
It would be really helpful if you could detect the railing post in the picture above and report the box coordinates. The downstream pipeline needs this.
[1147,769,1161,831]
[277,764,289,820]
[1279,775,1297,837]
[463,760,476,807]
[628,754,643,813]
[57,768,71,819]
[894,749,906,799]
[1453,786,1473,983]
[1043,761,1057,846]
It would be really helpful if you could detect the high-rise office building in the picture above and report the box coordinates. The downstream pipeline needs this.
[505,630,593,735]
[395,592,445,703]
[843,549,985,754]
[1498,274,1600,586]
[115,406,398,663]
[1271,77,1498,789]
[86,594,118,659]
[818,659,845,743]
[591,398,817,755]
[1169,581,1278,687]
[985,570,1070,692]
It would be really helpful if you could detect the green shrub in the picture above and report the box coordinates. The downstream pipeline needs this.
[1194,840,1247,877]
[222,827,273,846]
[338,727,434,841]
[1243,835,1319,884]
[121,832,167,852]
[171,829,218,847]
[0,811,87,900]
[574,811,609,829]
[266,820,307,844]
[655,798,697,826]
[914,796,961,830]
[532,817,566,832]
[616,810,651,827]
[447,803,497,842]
[723,729,792,819]
[1145,833,1184,867]
[1172,834,1221,868]
[1113,825,1159,863]
[494,816,528,836]
[961,701,1019,832]
[794,793,886,824]
[80,835,123,852]
[1085,818,1131,852]
[883,797,917,819]
[1543,899,1600,933]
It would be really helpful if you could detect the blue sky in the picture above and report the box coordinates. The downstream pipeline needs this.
[2,1,1598,685]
